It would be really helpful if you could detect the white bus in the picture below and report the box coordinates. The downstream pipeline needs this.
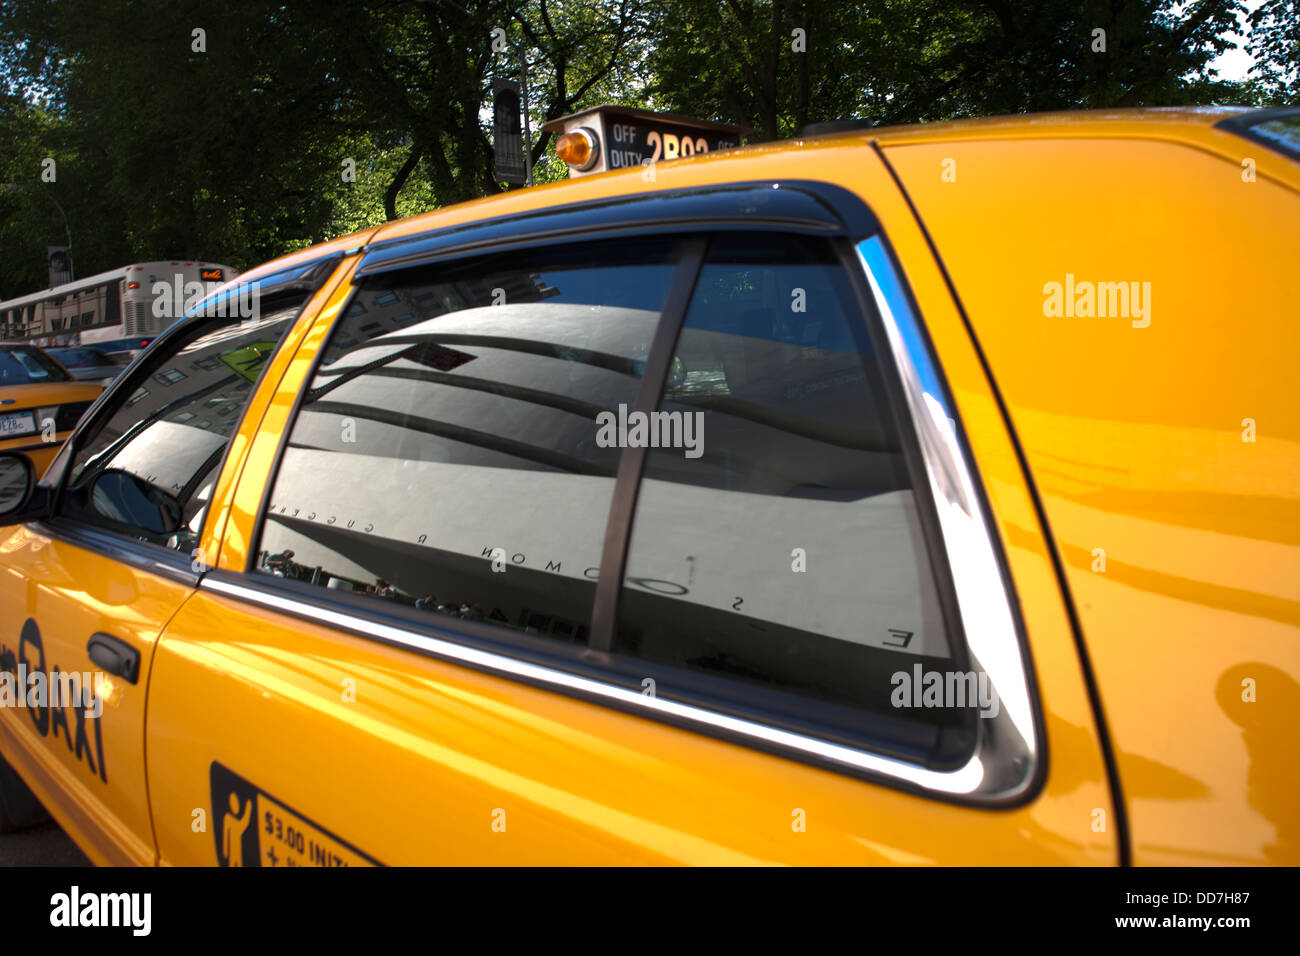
[0,260,237,354]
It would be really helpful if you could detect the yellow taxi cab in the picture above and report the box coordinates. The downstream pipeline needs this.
[0,105,1296,866]
[0,344,103,481]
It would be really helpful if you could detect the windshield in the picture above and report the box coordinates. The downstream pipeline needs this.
[0,347,74,385]
[49,348,116,367]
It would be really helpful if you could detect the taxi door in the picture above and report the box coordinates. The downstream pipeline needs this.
[142,147,1120,866]
[0,255,352,864]
[0,520,192,864]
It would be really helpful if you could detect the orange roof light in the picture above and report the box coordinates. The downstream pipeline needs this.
[556,128,599,171]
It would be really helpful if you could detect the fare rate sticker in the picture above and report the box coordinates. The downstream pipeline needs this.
[258,792,373,868]
[210,762,380,867]
[603,117,742,170]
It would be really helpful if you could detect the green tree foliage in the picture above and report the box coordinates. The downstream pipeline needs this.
[1,1,364,294]
[0,0,1292,302]
[0,95,67,296]
[1245,0,1300,103]
[645,0,1264,139]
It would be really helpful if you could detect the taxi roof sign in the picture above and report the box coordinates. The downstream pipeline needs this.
[541,105,753,178]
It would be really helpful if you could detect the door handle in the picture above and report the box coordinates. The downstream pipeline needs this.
[86,633,141,685]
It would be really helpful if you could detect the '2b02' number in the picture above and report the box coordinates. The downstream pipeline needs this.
[646,130,708,161]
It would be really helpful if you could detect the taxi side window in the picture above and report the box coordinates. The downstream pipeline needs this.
[616,234,963,745]
[60,300,306,551]
[252,237,684,641]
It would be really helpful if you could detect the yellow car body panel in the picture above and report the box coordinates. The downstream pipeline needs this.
[146,576,1106,865]
[0,379,103,477]
[1,107,1294,865]
[884,133,1300,864]
[0,523,192,865]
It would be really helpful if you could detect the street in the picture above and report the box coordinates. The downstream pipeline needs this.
[0,821,91,866]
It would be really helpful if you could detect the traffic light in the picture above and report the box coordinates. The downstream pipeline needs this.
[491,79,526,186]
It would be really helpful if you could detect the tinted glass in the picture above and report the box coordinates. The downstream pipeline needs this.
[254,238,685,643]
[1243,113,1300,161]
[0,347,73,384]
[615,234,962,740]
[61,299,306,550]
[50,348,116,367]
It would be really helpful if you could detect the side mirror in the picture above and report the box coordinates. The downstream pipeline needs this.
[0,453,52,525]
[89,469,183,535]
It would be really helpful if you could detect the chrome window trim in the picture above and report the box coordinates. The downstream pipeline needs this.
[200,574,989,795]
[854,236,1039,800]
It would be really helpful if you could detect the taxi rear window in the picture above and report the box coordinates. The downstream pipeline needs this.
[613,233,959,749]
[251,232,975,768]
[255,236,685,645]
[49,347,117,367]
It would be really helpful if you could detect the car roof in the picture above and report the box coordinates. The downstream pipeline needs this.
[227,106,1265,289]
[368,107,1265,244]
[857,105,1253,145]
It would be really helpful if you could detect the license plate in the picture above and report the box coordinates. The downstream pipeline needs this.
[0,411,37,438]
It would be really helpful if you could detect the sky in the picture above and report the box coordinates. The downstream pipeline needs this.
[1204,0,1264,82]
